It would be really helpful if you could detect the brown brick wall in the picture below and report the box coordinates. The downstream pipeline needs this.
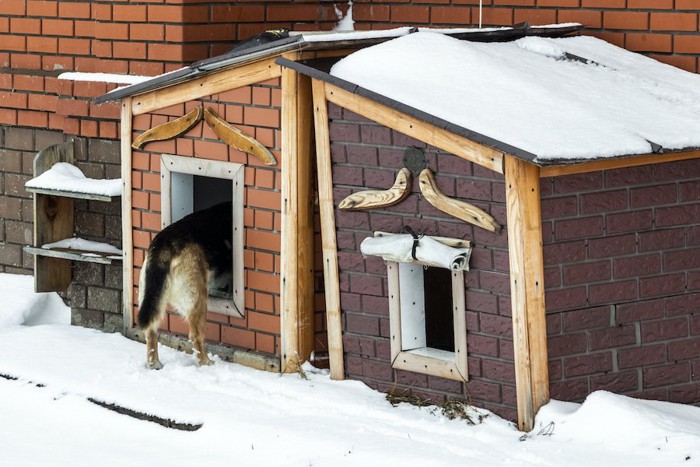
[329,104,516,420]
[131,79,288,356]
[330,105,700,422]
[352,2,700,73]
[542,161,700,404]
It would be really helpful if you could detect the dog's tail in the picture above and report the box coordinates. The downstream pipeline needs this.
[137,247,172,329]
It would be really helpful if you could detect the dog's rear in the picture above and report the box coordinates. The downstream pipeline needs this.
[138,202,232,369]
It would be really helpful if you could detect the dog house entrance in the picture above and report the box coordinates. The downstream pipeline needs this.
[160,154,245,317]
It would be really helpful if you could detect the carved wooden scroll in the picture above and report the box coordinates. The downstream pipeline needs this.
[203,107,277,166]
[419,168,501,233]
[132,106,203,149]
[338,168,412,211]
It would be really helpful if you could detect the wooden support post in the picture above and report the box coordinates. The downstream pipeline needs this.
[312,79,345,380]
[280,62,316,372]
[121,97,134,332]
[504,155,549,432]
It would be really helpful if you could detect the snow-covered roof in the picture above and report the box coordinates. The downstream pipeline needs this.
[286,31,700,164]
[95,24,582,105]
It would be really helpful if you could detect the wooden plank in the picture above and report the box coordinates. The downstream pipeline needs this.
[539,149,700,177]
[418,168,501,232]
[324,83,504,174]
[33,195,73,292]
[131,59,282,116]
[24,246,121,265]
[280,60,316,372]
[312,78,345,380]
[121,97,134,332]
[25,187,117,202]
[296,71,315,368]
[504,155,549,432]
[338,167,411,210]
[32,142,74,293]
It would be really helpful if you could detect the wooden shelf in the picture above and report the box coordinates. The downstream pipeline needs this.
[28,142,122,292]
[25,186,119,202]
[24,246,122,265]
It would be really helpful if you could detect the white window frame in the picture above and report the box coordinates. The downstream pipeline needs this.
[387,261,468,382]
[160,154,245,318]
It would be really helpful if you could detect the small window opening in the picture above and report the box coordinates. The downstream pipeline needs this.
[424,267,455,352]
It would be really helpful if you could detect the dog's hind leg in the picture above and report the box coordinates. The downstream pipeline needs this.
[188,298,213,366]
[172,245,213,366]
[145,326,164,370]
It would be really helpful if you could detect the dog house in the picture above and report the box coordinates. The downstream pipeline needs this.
[279,28,700,431]
[96,29,451,373]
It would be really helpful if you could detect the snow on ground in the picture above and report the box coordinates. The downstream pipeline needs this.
[1,274,699,466]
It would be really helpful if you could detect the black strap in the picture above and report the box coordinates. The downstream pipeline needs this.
[404,226,419,261]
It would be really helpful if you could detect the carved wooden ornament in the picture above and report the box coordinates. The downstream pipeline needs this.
[338,168,412,211]
[419,168,501,233]
[203,107,277,166]
[132,106,203,149]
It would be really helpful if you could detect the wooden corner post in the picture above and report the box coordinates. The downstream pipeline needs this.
[281,62,316,372]
[121,97,134,333]
[504,155,549,432]
[312,78,344,380]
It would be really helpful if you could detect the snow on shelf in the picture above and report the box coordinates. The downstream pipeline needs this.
[25,162,121,200]
[25,237,123,265]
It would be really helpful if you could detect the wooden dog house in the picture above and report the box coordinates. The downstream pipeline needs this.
[97,29,444,373]
[279,28,700,431]
[99,26,700,432]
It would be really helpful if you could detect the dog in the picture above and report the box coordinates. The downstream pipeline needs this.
[137,201,232,369]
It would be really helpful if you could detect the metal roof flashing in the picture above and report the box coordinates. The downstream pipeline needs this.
[95,24,583,105]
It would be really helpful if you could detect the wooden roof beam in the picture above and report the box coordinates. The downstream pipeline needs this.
[324,83,505,174]
[540,149,700,177]
[131,59,282,116]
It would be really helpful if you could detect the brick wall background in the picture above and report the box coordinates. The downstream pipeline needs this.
[130,80,286,357]
[329,105,700,421]
[329,104,517,419]
[0,0,340,332]
[352,2,700,73]
[542,162,700,403]
[0,125,122,330]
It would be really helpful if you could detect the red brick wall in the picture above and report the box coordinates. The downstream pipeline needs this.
[330,104,700,421]
[130,80,285,356]
[0,0,342,140]
[352,2,700,73]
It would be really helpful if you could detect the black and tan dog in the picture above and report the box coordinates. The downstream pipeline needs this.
[138,202,232,369]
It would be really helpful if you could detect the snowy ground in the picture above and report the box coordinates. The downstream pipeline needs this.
[1,273,699,466]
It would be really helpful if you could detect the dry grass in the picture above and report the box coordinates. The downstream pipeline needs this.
[386,388,487,425]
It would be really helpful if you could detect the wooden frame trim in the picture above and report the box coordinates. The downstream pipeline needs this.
[280,57,316,372]
[121,97,134,332]
[504,155,549,432]
[540,150,700,177]
[312,79,345,380]
[159,154,245,318]
[323,83,504,174]
[131,59,282,116]
[387,262,468,382]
